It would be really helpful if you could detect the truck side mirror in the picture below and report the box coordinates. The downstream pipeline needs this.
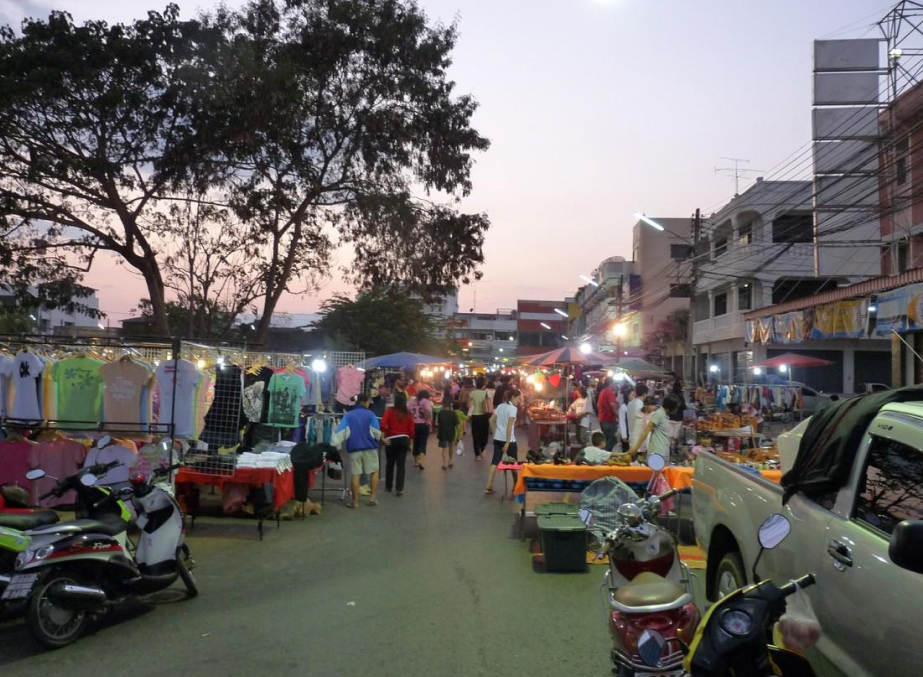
[889,520,923,575]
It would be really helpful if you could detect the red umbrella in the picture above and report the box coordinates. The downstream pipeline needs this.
[520,347,617,367]
[750,353,835,369]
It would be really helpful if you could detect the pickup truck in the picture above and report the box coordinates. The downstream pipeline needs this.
[693,398,923,677]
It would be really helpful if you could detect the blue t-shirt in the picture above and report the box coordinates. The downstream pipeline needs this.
[336,406,381,452]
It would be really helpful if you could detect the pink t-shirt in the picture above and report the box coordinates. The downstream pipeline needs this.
[409,397,433,425]
[28,439,89,506]
[0,439,36,490]
[335,367,365,406]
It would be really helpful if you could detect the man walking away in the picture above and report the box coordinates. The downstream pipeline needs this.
[627,383,649,450]
[333,394,382,508]
[596,378,619,451]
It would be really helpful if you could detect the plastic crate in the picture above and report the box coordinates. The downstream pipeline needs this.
[538,514,588,573]
[535,502,579,517]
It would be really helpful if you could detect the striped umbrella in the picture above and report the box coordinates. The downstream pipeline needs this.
[519,347,618,367]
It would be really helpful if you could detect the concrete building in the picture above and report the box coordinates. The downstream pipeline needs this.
[450,310,517,366]
[516,300,567,357]
[572,256,634,352]
[0,286,101,333]
[693,179,888,393]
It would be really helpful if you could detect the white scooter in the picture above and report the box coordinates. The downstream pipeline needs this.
[597,454,699,677]
[1,463,197,649]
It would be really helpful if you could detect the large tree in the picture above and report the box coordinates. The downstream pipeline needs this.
[0,6,213,334]
[189,0,490,344]
[312,288,447,356]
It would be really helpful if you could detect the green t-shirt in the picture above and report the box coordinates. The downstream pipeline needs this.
[267,373,306,428]
[51,356,105,428]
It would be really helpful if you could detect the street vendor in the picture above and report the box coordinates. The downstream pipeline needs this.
[625,394,682,461]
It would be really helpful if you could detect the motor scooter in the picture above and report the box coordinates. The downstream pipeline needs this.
[1,463,196,649]
[597,454,699,677]
[636,513,821,677]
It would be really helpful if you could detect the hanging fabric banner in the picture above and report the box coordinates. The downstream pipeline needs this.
[758,316,774,344]
[744,320,758,344]
[875,283,923,335]
[811,299,868,339]
[772,312,806,344]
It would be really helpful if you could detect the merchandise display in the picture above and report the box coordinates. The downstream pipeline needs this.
[156,358,200,438]
[267,370,307,428]
[100,357,153,431]
[50,355,106,428]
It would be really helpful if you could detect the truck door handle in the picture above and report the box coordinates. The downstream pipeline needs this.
[828,539,853,568]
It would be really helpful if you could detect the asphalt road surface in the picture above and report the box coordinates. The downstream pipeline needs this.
[0,436,618,677]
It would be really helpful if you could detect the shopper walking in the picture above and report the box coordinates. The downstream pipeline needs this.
[333,394,382,508]
[409,389,433,470]
[619,386,635,452]
[596,378,619,451]
[628,383,649,450]
[380,392,414,496]
[567,386,591,446]
[493,374,512,410]
[485,388,521,495]
[437,394,458,470]
[467,376,492,460]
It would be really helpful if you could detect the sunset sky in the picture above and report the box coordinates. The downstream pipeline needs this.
[0,0,887,324]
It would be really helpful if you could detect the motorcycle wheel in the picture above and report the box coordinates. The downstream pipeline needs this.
[27,571,89,649]
[177,545,198,598]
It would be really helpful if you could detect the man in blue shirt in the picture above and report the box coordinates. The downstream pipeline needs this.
[334,394,382,508]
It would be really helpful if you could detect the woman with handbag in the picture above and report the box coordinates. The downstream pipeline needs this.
[467,376,493,461]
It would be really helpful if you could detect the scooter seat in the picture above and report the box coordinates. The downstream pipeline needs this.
[614,571,686,607]
[0,510,59,531]
[29,516,126,537]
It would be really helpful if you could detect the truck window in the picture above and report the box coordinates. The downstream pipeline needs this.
[853,435,923,536]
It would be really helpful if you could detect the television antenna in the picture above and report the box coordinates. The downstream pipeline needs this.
[715,157,766,196]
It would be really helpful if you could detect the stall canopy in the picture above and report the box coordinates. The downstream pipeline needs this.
[614,358,669,375]
[750,353,834,369]
[358,352,451,369]
[520,347,617,367]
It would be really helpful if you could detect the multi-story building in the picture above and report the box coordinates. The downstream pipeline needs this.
[572,256,634,353]
[516,299,567,357]
[0,286,101,333]
[450,310,517,366]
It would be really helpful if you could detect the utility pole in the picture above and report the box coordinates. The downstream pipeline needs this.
[689,208,701,385]
[616,274,624,355]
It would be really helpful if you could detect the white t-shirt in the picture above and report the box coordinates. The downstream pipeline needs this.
[648,407,671,457]
[627,397,645,446]
[493,402,518,443]
[581,446,612,464]
[156,359,200,438]
[0,353,12,417]
[11,351,45,420]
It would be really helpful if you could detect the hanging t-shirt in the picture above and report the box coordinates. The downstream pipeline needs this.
[100,359,151,431]
[267,373,306,428]
[50,356,106,427]
[28,439,88,507]
[0,352,12,418]
[0,439,36,489]
[10,351,45,420]
[335,366,364,406]
[156,359,200,438]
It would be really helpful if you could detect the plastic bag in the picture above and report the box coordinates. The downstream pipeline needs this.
[455,441,464,457]
[774,583,822,654]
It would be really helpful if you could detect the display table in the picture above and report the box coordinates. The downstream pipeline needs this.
[527,417,566,451]
[175,466,295,540]
[496,462,523,502]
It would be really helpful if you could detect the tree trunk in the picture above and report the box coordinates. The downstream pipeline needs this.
[140,263,170,336]
[254,289,282,346]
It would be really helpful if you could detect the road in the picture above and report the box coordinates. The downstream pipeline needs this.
[0,437,614,677]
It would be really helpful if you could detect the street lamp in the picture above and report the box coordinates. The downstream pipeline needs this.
[579,274,599,287]
[752,367,763,376]
[554,308,568,318]
[634,212,664,231]
[778,365,788,373]
[612,323,628,338]
[709,364,719,373]
[540,322,551,330]
[579,342,592,354]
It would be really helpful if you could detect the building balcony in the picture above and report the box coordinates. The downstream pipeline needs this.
[692,311,746,346]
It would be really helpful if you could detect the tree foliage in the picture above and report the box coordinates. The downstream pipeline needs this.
[312,288,446,356]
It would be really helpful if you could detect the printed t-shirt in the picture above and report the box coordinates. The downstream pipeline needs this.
[11,351,45,420]
[647,407,671,457]
[28,439,88,506]
[493,403,518,443]
[267,373,306,428]
[597,387,617,423]
[468,389,490,415]
[0,353,11,417]
[101,359,151,430]
[409,397,432,425]
[156,359,200,438]
[51,357,106,427]
[0,439,36,489]
[335,366,364,406]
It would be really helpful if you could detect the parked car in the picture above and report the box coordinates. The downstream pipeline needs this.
[693,398,923,677]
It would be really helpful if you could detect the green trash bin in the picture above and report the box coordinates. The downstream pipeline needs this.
[538,514,588,573]
[535,502,579,517]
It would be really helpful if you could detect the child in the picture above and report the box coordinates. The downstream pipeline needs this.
[577,431,611,465]
[437,399,459,470]
[453,401,468,458]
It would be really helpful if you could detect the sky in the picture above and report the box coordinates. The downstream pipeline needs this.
[0,0,893,323]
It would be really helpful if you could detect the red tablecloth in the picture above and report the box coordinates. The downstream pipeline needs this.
[175,467,295,512]
[513,464,780,496]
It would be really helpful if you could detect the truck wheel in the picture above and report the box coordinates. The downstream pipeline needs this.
[27,571,89,649]
[715,551,746,598]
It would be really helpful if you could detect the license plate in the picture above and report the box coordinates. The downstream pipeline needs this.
[1,573,39,600]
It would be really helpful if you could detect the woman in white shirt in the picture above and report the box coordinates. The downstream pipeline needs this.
[567,386,590,445]
[485,388,521,494]
[627,394,682,462]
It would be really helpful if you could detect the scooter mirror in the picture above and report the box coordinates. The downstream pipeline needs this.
[578,508,595,526]
[97,434,112,449]
[638,629,668,668]
[80,473,98,487]
[25,469,46,481]
[758,513,792,550]
[647,454,667,472]
[160,437,173,452]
